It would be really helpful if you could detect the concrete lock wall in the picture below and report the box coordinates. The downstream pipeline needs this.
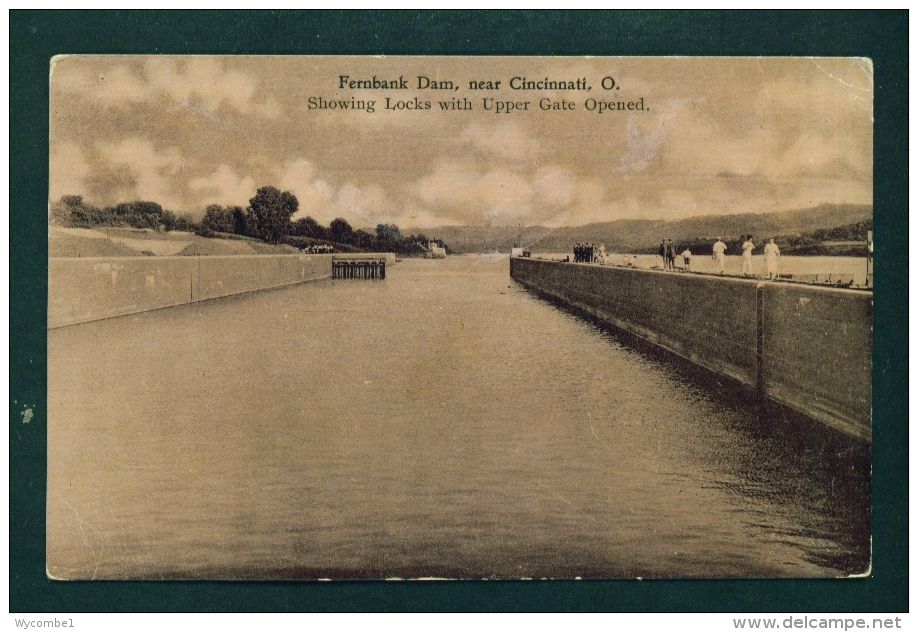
[48,255,333,329]
[192,255,330,302]
[511,257,872,441]
[761,284,872,440]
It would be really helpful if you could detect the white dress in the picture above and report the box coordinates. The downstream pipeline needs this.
[741,240,754,275]
[764,242,780,277]
[712,242,726,273]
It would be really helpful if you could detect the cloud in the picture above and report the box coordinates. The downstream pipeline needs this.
[335,182,396,225]
[415,162,533,225]
[278,159,403,227]
[277,160,337,220]
[189,165,257,208]
[767,132,870,181]
[96,138,184,210]
[459,120,540,161]
[52,62,151,105]
[398,203,467,228]
[413,161,583,227]
[54,56,280,119]
[533,167,575,208]
[49,142,90,202]
[618,99,692,173]
[145,58,280,118]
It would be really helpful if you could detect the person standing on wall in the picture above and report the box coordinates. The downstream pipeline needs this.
[681,246,692,271]
[763,238,781,279]
[666,239,678,270]
[741,234,755,277]
[712,237,727,274]
[659,238,667,268]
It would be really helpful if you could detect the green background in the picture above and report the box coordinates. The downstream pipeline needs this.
[10,10,908,612]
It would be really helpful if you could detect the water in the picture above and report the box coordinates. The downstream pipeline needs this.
[47,255,870,579]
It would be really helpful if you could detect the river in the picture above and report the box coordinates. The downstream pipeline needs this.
[47,255,870,579]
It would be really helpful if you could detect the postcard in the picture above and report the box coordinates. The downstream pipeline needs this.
[47,55,872,579]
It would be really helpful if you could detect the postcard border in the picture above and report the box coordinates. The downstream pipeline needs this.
[11,9,907,612]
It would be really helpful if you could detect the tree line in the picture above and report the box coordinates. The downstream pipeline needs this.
[50,195,194,232]
[50,187,449,256]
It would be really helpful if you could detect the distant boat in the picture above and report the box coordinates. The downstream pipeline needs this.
[511,223,529,257]
[425,240,447,259]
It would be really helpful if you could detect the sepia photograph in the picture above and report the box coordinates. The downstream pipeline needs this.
[46,55,873,580]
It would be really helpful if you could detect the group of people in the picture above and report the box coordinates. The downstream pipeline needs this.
[712,235,781,278]
[657,235,782,278]
[299,244,334,254]
[570,236,782,278]
[740,235,782,279]
[658,238,693,271]
[574,242,606,263]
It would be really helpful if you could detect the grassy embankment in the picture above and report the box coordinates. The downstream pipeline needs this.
[49,226,302,258]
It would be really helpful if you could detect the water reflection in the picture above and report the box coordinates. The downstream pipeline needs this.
[47,255,870,579]
[539,293,871,575]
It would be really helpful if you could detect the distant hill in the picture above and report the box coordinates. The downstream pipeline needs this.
[780,218,873,256]
[420,225,555,254]
[419,204,872,254]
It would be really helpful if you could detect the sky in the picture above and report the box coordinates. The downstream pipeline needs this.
[49,56,873,229]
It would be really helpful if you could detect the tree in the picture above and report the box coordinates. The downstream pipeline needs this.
[353,229,375,249]
[103,200,167,229]
[292,216,325,239]
[133,201,164,218]
[231,206,249,236]
[376,223,403,241]
[52,195,184,231]
[201,205,234,233]
[160,209,177,231]
[329,217,353,243]
[249,186,299,243]
[50,195,83,225]
[175,213,195,232]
